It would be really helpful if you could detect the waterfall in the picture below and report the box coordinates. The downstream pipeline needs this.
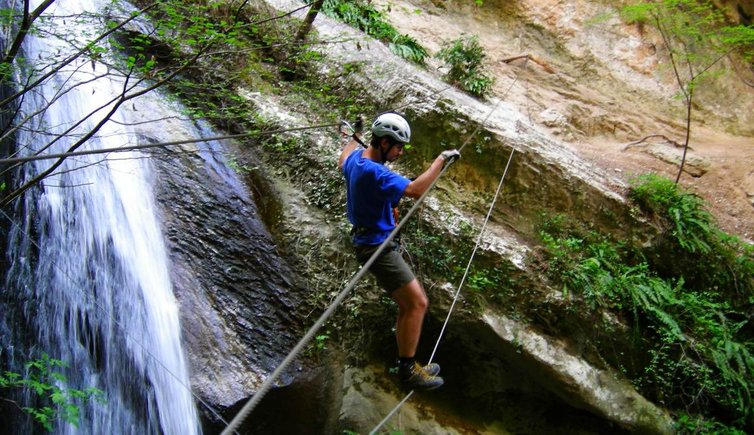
[1,0,200,433]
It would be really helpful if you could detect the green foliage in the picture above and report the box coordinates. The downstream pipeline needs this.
[675,412,747,434]
[537,190,754,430]
[0,354,104,431]
[629,173,713,253]
[400,219,514,308]
[619,0,754,85]
[225,155,253,174]
[388,33,428,64]
[435,35,494,97]
[619,2,659,25]
[315,333,330,351]
[628,173,754,303]
[321,0,428,64]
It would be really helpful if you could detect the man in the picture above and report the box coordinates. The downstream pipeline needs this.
[338,112,460,390]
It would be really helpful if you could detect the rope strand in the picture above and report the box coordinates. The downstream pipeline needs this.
[0,122,342,165]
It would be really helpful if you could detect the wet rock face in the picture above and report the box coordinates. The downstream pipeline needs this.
[336,316,663,434]
[149,142,306,413]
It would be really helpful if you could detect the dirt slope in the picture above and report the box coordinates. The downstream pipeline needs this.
[374,0,754,241]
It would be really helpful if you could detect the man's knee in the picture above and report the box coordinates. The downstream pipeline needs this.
[415,291,429,312]
[395,280,428,312]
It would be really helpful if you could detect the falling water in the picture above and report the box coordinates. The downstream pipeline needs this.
[1,0,200,433]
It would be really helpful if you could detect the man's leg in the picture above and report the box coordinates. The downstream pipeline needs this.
[392,278,443,390]
[391,278,427,358]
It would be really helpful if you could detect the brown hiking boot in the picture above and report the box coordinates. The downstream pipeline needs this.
[399,361,444,391]
[423,362,440,377]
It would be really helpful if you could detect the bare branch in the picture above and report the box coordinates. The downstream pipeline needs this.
[623,134,685,150]
[0,63,118,150]
[0,2,159,109]
[2,0,57,65]
[500,54,555,74]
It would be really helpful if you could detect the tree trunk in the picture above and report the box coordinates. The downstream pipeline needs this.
[295,0,325,42]
[675,88,693,184]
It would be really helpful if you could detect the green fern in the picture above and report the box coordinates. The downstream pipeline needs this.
[435,34,494,97]
[537,207,754,429]
[321,0,427,64]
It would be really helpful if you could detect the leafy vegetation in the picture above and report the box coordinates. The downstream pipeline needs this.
[401,217,516,307]
[629,173,714,253]
[629,173,754,305]
[537,174,754,432]
[321,0,428,64]
[617,0,754,182]
[435,35,494,97]
[0,354,104,432]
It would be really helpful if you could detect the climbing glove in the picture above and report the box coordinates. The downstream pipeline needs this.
[440,149,461,163]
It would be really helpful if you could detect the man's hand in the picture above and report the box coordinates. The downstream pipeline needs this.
[440,149,461,163]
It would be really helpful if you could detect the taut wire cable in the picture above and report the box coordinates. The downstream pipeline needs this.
[0,122,342,165]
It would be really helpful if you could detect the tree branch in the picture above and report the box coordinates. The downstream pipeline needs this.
[500,54,555,74]
[2,0,56,65]
[0,2,159,109]
[623,134,684,150]
[1,38,212,206]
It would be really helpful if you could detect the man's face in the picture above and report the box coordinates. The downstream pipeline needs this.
[383,139,406,162]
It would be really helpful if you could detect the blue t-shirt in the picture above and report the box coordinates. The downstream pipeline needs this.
[342,149,410,245]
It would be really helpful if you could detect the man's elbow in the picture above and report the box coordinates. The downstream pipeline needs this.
[403,183,423,199]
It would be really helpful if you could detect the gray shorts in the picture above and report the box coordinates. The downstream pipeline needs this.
[354,241,416,293]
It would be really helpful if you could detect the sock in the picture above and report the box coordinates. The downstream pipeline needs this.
[398,356,415,370]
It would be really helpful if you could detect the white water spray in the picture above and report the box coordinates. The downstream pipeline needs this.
[2,0,200,433]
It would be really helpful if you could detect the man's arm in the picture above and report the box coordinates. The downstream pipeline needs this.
[403,155,445,199]
[404,150,460,199]
[338,136,362,170]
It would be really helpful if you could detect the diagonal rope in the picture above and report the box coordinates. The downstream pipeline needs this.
[369,390,415,435]
[429,147,515,363]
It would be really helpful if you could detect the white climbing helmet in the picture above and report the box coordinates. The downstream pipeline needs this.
[371,113,411,143]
